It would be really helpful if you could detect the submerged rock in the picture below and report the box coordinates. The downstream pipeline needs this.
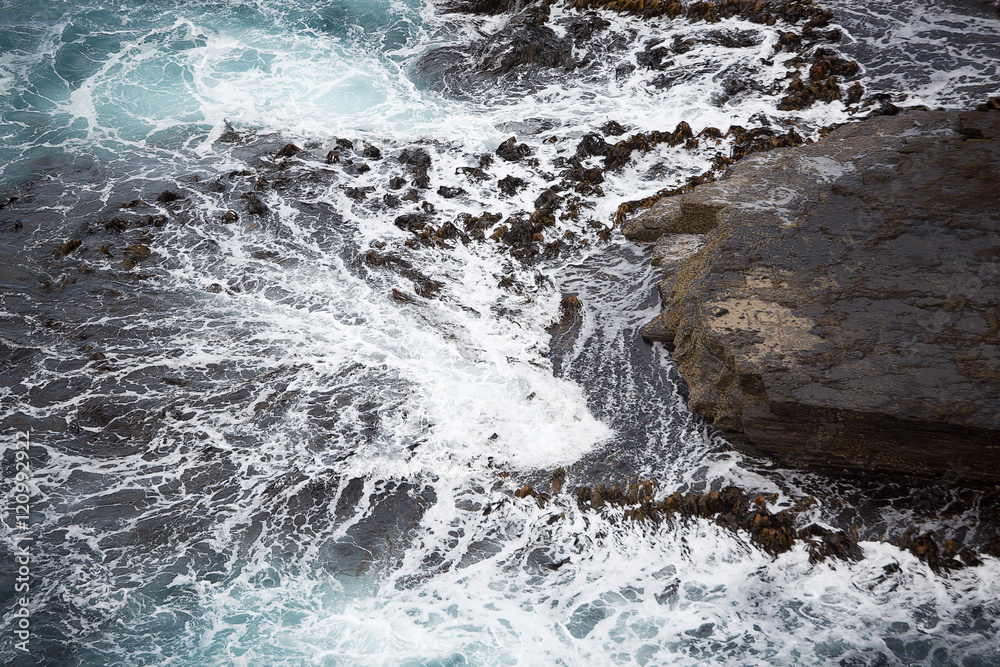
[156,189,185,203]
[53,239,82,259]
[413,3,581,96]
[275,143,301,158]
[627,109,1000,482]
[242,193,270,216]
[437,185,466,198]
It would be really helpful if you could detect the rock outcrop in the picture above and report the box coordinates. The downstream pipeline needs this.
[626,109,1000,482]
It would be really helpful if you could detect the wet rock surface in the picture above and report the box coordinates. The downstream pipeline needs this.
[627,109,1000,482]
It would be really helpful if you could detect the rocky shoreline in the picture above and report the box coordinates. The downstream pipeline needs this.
[625,105,1000,483]
[5,0,998,577]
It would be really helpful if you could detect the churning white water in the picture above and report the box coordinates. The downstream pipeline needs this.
[1,0,999,664]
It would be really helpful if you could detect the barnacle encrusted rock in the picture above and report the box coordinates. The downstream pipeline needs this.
[628,109,1000,482]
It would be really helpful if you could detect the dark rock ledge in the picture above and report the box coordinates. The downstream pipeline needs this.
[625,109,1000,482]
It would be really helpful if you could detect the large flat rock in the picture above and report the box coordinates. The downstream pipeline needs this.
[630,110,1000,482]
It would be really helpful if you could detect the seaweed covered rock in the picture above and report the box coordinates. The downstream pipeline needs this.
[572,480,860,560]
[421,0,854,114]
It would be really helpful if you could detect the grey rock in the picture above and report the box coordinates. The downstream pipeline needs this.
[630,110,1000,482]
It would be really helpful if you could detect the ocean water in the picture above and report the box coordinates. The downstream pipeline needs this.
[1,0,999,665]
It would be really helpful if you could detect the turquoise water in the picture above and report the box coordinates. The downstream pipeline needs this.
[0,0,432,186]
[1,0,999,664]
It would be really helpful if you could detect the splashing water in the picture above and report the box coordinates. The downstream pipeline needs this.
[1,0,999,664]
